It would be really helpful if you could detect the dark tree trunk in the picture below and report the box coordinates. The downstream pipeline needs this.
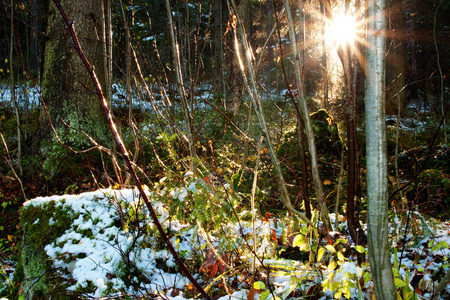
[30,0,47,79]
[386,0,406,115]
[39,0,111,174]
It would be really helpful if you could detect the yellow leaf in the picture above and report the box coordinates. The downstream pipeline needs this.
[355,245,366,253]
[253,281,266,290]
[343,286,351,299]
[328,260,337,273]
[325,244,336,253]
[317,247,326,262]
[337,251,346,261]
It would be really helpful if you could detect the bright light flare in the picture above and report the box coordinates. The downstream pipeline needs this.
[328,13,357,46]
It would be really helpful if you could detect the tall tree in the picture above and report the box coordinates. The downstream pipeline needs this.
[227,0,250,120]
[386,0,406,116]
[10,0,22,175]
[39,0,111,173]
[165,0,197,173]
[320,0,364,244]
[284,0,332,231]
[214,0,226,97]
[365,0,396,298]
[229,0,313,226]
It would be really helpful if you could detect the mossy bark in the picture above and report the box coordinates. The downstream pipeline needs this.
[18,200,75,300]
[38,0,110,166]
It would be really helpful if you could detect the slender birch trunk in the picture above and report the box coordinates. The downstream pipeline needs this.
[296,0,311,221]
[365,0,396,298]
[165,0,197,173]
[228,0,313,226]
[284,0,332,231]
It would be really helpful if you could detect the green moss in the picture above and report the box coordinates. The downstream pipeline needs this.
[18,201,78,299]
[78,228,94,239]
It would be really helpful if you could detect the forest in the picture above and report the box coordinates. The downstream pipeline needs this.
[0,0,449,299]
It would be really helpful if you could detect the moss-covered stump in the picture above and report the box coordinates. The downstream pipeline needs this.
[16,188,197,299]
[17,190,125,299]
[18,197,76,299]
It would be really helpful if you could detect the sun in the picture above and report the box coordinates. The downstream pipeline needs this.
[328,13,357,47]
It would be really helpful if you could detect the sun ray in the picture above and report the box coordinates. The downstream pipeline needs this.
[329,12,357,46]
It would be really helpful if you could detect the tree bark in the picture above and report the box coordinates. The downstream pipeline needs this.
[40,0,110,148]
[365,0,397,298]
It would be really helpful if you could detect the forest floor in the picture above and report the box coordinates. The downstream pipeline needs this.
[1,176,450,300]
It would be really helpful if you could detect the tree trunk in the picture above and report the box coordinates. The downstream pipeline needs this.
[39,0,111,174]
[30,0,47,79]
[227,0,250,120]
[165,0,197,173]
[365,0,397,298]
[214,0,225,96]
[10,0,23,176]
[296,0,311,220]
[386,0,406,116]
[229,0,313,226]
[320,2,329,109]
[284,0,332,231]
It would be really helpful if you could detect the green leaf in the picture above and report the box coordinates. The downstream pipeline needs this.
[330,282,341,291]
[394,278,406,288]
[405,291,414,300]
[325,244,336,253]
[335,238,348,246]
[253,281,266,290]
[355,245,365,253]
[260,290,270,300]
[337,251,346,261]
[355,273,364,300]
[363,271,371,284]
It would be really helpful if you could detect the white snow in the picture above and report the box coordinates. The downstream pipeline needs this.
[15,180,450,299]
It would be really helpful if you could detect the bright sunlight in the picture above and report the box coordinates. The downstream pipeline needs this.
[328,13,357,46]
